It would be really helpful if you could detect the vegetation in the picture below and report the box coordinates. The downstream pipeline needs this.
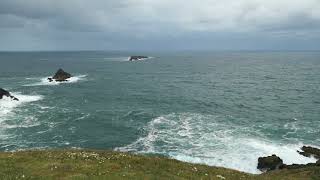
[0,150,319,179]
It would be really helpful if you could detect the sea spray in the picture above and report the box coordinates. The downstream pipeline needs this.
[24,75,87,86]
[0,93,43,118]
[116,113,318,174]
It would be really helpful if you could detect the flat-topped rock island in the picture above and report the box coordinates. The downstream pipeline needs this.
[129,56,149,61]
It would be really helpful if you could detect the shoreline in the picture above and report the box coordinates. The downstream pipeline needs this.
[0,149,319,179]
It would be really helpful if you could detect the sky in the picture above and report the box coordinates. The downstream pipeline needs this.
[0,0,320,51]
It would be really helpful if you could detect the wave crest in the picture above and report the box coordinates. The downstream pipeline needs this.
[0,93,43,118]
[116,113,318,174]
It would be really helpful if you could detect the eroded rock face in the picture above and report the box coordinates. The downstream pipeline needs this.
[50,69,72,82]
[0,88,19,101]
[0,88,10,99]
[257,155,283,172]
[281,162,320,170]
[129,56,148,61]
[298,146,320,159]
[258,146,320,173]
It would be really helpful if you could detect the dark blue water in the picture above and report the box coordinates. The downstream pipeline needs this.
[0,51,319,173]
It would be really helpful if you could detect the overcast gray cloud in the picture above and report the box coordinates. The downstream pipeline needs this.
[0,0,320,51]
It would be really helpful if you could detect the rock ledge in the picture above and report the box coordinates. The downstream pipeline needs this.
[0,88,19,101]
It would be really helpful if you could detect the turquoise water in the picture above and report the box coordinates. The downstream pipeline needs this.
[0,51,319,173]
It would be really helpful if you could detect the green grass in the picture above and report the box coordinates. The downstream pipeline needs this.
[0,150,319,179]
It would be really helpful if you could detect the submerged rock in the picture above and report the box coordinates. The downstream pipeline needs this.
[50,69,72,82]
[129,56,148,61]
[298,146,320,159]
[257,155,283,172]
[0,88,19,101]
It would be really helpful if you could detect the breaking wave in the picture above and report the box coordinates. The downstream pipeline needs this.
[103,57,131,62]
[116,113,318,174]
[24,75,87,86]
[0,92,43,119]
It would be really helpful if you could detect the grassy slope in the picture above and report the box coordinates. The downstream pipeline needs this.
[0,150,319,180]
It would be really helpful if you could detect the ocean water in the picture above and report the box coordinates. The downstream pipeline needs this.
[0,51,319,173]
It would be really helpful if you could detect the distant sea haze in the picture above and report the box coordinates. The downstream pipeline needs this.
[0,51,319,174]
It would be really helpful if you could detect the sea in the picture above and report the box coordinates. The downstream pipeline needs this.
[0,51,319,174]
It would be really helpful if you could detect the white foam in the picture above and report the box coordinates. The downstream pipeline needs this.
[127,57,155,61]
[101,56,155,62]
[1,116,41,129]
[116,113,318,174]
[103,57,131,62]
[75,113,91,121]
[24,75,87,86]
[0,93,43,118]
[0,92,43,144]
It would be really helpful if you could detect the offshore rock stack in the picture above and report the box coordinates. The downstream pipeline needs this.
[129,56,149,61]
[48,69,72,82]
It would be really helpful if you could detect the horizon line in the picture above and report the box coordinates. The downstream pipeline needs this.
[1,49,320,53]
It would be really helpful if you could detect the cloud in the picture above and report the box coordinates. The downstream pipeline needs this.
[1,0,320,33]
[0,0,319,50]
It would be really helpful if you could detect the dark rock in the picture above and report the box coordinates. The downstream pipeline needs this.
[0,88,19,101]
[258,146,320,173]
[10,96,19,101]
[0,88,11,99]
[281,162,320,170]
[129,56,148,61]
[51,69,72,82]
[257,154,284,172]
[298,146,320,159]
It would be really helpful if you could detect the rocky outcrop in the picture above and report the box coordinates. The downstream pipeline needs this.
[0,88,10,99]
[0,88,19,101]
[281,162,320,170]
[48,69,72,82]
[258,146,320,173]
[129,56,148,61]
[298,146,320,159]
[257,154,284,172]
